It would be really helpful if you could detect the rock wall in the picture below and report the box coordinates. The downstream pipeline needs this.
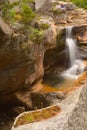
[0,17,45,108]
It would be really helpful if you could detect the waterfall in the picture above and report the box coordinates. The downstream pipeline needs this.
[66,26,80,66]
[62,26,85,79]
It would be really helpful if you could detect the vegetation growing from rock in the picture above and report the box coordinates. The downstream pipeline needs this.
[2,0,35,24]
[71,0,87,9]
[28,27,44,44]
[14,105,61,128]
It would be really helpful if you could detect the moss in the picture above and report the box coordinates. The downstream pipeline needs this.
[40,23,50,30]
[14,105,61,128]
[20,42,31,56]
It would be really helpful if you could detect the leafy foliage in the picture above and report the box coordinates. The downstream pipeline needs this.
[2,0,35,24]
[71,0,87,9]
[20,3,35,24]
[40,23,50,30]
[28,27,44,44]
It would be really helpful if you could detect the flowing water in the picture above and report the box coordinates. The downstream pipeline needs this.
[43,26,86,93]
[62,26,85,79]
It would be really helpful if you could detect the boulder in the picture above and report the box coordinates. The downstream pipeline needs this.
[72,25,87,59]
[35,0,52,11]
[11,84,87,130]
[0,18,45,108]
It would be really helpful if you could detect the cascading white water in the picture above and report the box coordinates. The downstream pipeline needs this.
[62,26,85,79]
[66,26,80,66]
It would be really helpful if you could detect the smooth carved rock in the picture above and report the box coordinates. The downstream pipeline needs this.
[11,84,87,130]
[0,18,45,108]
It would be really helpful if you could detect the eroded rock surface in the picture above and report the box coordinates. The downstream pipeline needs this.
[12,84,87,130]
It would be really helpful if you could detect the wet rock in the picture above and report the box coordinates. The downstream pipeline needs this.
[73,25,87,44]
[30,93,51,109]
[8,107,25,117]
[47,92,66,99]
[72,25,87,59]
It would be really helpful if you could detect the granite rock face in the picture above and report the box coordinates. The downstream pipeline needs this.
[11,84,87,130]
[63,84,87,130]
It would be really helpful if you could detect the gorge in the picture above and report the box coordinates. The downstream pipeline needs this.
[0,0,87,130]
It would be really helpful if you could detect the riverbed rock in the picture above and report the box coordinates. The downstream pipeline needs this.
[11,84,87,130]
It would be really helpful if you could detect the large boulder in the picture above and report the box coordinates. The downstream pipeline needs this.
[0,18,44,100]
[0,16,65,109]
[11,84,87,130]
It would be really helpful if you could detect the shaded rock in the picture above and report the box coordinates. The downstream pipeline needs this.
[7,107,25,117]
[72,25,87,59]
[0,18,45,108]
[30,93,51,109]
[46,92,66,100]
[72,25,87,44]
[64,3,76,10]
[0,17,13,47]
[0,41,44,95]
[44,26,65,72]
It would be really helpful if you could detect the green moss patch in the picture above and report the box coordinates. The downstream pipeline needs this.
[14,105,61,128]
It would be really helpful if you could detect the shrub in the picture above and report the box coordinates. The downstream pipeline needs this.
[71,0,87,9]
[28,28,44,44]
[20,3,35,24]
[40,23,50,30]
[2,0,36,24]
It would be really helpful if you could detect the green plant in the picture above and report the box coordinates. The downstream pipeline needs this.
[40,23,50,30]
[28,28,44,44]
[2,0,36,24]
[26,116,34,122]
[70,0,87,9]
[2,2,17,22]
[20,3,35,24]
